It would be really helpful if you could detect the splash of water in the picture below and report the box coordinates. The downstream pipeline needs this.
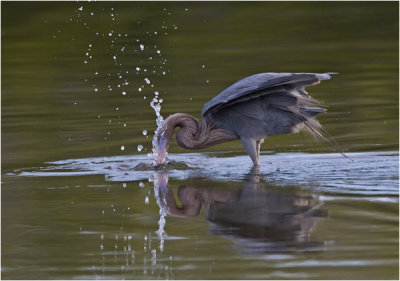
[150,95,165,163]
[74,5,170,161]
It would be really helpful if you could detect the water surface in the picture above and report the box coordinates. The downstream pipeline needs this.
[2,2,399,280]
[3,151,399,279]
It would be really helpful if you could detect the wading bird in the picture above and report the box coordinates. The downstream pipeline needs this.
[155,72,346,166]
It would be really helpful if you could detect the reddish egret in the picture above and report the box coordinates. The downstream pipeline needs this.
[155,72,345,166]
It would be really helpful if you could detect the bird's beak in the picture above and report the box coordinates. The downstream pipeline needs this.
[155,135,168,165]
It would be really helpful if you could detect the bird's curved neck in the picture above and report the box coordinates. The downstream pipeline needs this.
[162,113,237,150]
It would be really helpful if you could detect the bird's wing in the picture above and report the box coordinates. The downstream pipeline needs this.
[201,72,337,117]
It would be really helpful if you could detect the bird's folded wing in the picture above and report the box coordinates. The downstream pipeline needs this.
[201,72,336,116]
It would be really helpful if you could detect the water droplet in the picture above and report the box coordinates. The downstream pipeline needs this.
[123,183,127,188]
[154,91,159,96]
[202,65,205,68]
[143,130,147,136]
[138,88,142,92]
[140,44,144,51]
[144,78,150,84]
[123,123,127,127]
[122,91,126,95]
[78,6,83,11]
[108,32,112,37]
[139,181,145,188]
[145,196,149,205]
[121,145,125,151]
[136,67,141,71]
[113,55,117,60]
[137,145,143,152]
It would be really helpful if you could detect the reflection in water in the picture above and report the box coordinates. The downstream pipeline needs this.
[154,167,328,254]
[152,171,169,252]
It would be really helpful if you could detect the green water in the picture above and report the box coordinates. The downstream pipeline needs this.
[2,2,399,280]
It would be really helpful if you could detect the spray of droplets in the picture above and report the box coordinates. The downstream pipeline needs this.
[65,6,188,278]
[70,5,133,148]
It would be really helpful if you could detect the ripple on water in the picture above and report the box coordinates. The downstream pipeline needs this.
[11,151,399,197]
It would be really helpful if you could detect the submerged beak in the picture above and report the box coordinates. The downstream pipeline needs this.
[155,136,168,166]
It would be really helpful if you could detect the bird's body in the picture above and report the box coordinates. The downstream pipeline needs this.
[155,72,342,166]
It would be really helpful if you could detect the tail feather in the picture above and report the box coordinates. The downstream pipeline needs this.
[294,91,351,161]
[303,119,353,161]
[300,107,326,118]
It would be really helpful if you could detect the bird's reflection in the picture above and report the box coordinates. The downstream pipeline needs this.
[155,166,328,254]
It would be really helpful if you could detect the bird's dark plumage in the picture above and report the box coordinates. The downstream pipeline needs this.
[155,72,347,166]
[201,72,335,116]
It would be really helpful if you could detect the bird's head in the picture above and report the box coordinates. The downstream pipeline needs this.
[153,113,201,166]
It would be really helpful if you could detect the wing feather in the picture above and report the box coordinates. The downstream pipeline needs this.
[201,72,336,117]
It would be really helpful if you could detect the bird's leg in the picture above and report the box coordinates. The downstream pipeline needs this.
[241,138,260,166]
[255,139,264,166]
